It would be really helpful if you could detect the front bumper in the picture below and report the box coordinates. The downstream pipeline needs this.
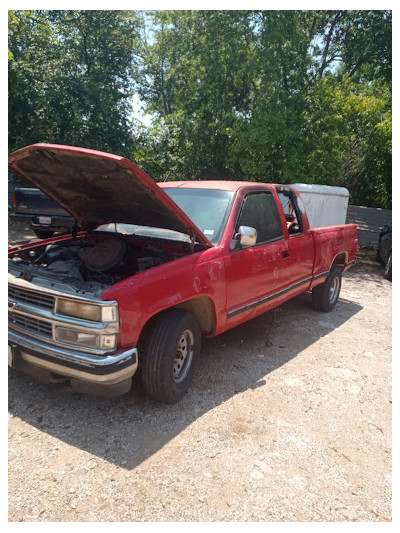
[8,328,138,386]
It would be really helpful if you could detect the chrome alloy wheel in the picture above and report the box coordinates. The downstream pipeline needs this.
[329,276,340,305]
[173,329,194,383]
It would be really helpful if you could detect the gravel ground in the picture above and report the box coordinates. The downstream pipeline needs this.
[8,220,392,522]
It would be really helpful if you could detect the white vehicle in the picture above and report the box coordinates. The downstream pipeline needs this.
[290,184,350,229]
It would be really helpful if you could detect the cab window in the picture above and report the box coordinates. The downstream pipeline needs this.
[276,187,304,235]
[237,192,283,244]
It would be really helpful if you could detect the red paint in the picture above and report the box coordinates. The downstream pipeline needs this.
[9,146,358,352]
[102,182,357,348]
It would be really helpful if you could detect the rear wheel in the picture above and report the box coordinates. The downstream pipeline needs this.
[141,309,201,403]
[312,266,342,312]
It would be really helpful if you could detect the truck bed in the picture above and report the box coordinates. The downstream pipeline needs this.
[311,223,358,280]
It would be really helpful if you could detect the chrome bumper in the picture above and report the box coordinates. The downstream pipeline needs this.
[8,329,138,385]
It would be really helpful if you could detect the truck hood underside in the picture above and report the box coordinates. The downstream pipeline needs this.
[8,144,212,247]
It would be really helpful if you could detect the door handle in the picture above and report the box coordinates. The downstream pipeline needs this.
[282,250,290,258]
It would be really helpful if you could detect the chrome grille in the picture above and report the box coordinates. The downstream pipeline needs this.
[8,286,55,310]
[9,313,52,339]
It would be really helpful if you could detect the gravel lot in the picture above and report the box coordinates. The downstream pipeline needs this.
[8,220,392,522]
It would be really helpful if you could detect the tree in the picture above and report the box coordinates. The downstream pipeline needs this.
[8,10,143,155]
[8,11,54,151]
[303,76,391,206]
[138,10,391,206]
[137,10,258,178]
[9,10,391,207]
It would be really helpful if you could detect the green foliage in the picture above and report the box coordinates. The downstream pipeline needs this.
[137,10,259,179]
[8,10,392,207]
[303,76,391,206]
[8,10,143,155]
[139,10,391,207]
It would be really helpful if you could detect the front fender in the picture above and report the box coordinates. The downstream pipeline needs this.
[101,247,226,347]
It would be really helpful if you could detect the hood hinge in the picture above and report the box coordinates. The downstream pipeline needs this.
[189,229,196,253]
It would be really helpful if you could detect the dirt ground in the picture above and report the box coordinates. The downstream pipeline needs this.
[8,219,392,522]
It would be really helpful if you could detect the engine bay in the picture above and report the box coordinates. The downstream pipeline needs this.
[8,232,195,296]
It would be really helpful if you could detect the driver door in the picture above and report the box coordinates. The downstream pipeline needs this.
[224,190,291,324]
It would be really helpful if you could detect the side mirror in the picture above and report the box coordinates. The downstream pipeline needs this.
[237,226,257,248]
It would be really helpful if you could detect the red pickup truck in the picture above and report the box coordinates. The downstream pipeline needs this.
[8,144,358,402]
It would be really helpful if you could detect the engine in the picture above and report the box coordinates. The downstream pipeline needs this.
[8,234,187,294]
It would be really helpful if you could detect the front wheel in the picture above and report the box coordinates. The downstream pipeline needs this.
[312,266,342,312]
[141,309,201,403]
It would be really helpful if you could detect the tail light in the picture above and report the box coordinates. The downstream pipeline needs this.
[13,193,17,207]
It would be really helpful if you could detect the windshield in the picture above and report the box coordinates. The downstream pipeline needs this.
[163,188,234,244]
[96,188,235,245]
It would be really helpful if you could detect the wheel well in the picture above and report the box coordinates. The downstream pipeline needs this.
[331,251,348,270]
[171,296,216,335]
[137,297,216,353]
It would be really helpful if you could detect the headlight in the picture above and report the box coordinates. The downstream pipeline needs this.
[54,327,117,350]
[57,299,118,323]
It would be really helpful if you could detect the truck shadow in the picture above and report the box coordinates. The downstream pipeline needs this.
[8,291,363,471]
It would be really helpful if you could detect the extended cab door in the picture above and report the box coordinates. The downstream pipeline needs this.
[275,186,314,290]
[224,188,292,324]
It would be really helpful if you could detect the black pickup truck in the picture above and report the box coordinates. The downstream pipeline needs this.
[10,188,75,238]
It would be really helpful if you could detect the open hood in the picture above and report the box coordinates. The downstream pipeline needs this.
[8,144,212,247]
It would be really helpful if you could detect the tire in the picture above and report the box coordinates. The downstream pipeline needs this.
[141,309,201,403]
[384,252,392,281]
[312,266,342,312]
[33,228,54,239]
